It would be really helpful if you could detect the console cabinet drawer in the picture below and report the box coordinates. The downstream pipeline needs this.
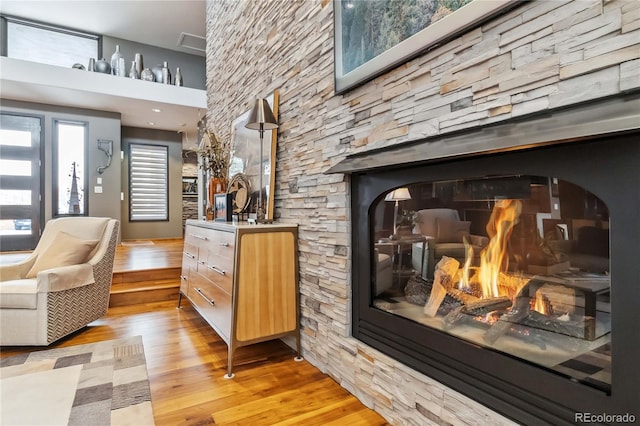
[200,252,234,294]
[188,272,231,340]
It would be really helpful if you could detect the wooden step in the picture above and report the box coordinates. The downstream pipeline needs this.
[109,278,180,307]
[112,266,181,284]
[109,267,181,307]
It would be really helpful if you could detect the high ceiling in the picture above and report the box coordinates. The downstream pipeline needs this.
[0,1,208,140]
[0,0,207,56]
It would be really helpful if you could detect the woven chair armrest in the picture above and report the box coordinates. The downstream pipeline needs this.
[36,263,95,293]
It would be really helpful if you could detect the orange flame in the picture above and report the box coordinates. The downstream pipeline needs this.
[533,290,552,315]
[459,199,523,298]
[458,236,474,290]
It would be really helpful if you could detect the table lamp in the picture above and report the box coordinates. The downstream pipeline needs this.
[245,98,278,222]
[385,187,412,235]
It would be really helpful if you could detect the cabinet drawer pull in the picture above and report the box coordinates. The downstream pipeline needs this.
[180,275,187,280]
[183,251,196,259]
[194,288,215,306]
[198,260,206,265]
[219,242,229,247]
[207,265,226,276]
[189,233,208,241]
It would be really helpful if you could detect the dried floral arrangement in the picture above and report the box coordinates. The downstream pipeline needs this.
[198,130,230,179]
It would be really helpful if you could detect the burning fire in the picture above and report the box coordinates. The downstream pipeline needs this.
[533,291,553,315]
[458,199,525,299]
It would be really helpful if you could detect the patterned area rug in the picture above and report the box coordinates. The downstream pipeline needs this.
[0,336,154,426]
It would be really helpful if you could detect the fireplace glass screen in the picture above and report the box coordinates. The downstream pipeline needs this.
[371,175,611,392]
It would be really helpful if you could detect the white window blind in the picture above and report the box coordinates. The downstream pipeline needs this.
[6,18,100,68]
[129,144,168,221]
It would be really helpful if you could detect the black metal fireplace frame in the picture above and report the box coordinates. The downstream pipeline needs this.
[342,100,640,424]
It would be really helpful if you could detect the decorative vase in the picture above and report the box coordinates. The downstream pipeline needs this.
[129,61,139,79]
[134,53,143,76]
[94,58,111,74]
[208,177,227,207]
[161,61,171,85]
[140,68,155,81]
[88,58,95,72]
[117,57,126,76]
[151,65,163,83]
[174,67,183,87]
[110,45,123,75]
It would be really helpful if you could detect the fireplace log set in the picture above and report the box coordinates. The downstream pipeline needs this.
[417,257,596,348]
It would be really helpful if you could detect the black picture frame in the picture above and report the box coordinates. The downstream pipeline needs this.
[182,176,197,196]
[214,193,233,222]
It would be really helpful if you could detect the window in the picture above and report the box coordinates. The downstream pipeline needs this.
[53,120,88,216]
[129,144,168,221]
[0,113,43,251]
[3,16,100,68]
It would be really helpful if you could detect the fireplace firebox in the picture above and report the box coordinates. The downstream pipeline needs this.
[330,95,640,425]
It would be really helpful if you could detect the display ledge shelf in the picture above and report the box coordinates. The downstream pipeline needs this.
[0,56,206,133]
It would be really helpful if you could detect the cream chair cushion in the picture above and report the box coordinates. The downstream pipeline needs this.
[0,279,38,309]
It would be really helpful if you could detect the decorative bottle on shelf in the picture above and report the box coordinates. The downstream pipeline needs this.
[134,53,143,76]
[174,67,183,87]
[95,58,111,74]
[161,61,171,85]
[140,68,155,82]
[117,58,126,77]
[110,45,123,75]
[151,65,163,83]
[129,60,139,79]
[88,58,95,72]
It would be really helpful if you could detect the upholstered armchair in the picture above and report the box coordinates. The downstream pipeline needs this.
[411,209,488,280]
[0,217,119,346]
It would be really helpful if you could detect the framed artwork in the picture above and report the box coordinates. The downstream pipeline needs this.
[333,0,517,94]
[182,176,197,196]
[214,193,233,222]
[228,90,279,220]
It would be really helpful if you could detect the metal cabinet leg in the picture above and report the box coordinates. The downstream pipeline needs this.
[224,344,235,379]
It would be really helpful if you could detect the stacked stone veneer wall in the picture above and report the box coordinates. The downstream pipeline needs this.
[205,0,639,424]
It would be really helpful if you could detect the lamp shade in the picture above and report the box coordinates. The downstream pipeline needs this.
[384,187,412,202]
[245,98,278,130]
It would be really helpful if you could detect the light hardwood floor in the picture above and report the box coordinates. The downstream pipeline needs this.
[1,240,390,425]
[113,238,184,273]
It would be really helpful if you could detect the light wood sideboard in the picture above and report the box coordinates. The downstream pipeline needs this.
[179,220,300,378]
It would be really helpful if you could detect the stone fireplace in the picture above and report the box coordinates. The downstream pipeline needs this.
[206,0,639,423]
[330,95,639,424]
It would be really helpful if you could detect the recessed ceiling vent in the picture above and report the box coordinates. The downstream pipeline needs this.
[177,32,206,52]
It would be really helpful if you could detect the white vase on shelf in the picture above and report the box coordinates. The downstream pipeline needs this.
[110,45,123,76]
[129,61,139,79]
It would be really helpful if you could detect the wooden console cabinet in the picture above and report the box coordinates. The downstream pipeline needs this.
[179,220,300,377]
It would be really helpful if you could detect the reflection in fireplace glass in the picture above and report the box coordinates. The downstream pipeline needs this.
[371,175,611,393]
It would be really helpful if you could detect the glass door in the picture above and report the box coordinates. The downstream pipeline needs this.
[0,114,43,251]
